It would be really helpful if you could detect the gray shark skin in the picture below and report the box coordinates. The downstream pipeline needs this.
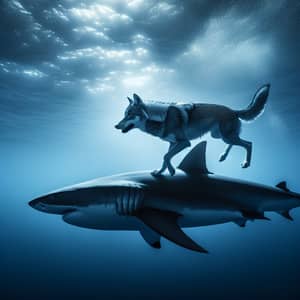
[29,142,300,253]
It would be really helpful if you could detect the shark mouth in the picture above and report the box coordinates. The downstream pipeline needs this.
[122,124,134,133]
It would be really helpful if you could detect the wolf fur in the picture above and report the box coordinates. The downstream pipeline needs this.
[115,84,270,176]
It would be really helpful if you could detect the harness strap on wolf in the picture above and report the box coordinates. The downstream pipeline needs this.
[143,101,194,124]
[143,101,195,140]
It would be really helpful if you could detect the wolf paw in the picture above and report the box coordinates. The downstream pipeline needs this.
[166,163,176,176]
[219,153,226,162]
[241,161,250,168]
[151,170,164,177]
[168,166,175,176]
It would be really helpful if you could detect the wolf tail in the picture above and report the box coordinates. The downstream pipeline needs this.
[236,84,270,121]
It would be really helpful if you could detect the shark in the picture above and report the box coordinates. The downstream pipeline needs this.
[29,141,300,253]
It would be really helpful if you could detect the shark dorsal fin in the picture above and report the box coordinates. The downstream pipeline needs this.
[178,141,211,175]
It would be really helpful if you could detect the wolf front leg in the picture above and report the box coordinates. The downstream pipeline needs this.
[151,142,175,176]
[165,140,191,175]
[152,141,191,176]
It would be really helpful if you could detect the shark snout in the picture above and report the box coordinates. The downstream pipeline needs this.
[29,199,37,208]
[29,195,49,208]
[29,197,48,212]
[29,194,74,215]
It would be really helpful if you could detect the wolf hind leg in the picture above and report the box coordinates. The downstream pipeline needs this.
[239,138,252,168]
[219,144,233,162]
[222,135,252,168]
[218,118,252,167]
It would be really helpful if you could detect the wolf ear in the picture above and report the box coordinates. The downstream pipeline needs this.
[133,93,143,105]
[127,96,133,104]
[133,93,149,118]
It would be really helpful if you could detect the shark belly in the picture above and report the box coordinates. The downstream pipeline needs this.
[259,196,300,212]
[179,208,243,228]
[62,204,141,231]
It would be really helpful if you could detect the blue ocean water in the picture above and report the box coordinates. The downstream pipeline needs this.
[1,91,300,300]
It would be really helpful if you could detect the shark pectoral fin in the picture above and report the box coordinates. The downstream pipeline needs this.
[277,210,293,221]
[177,141,212,175]
[139,224,161,249]
[136,208,208,253]
[276,181,290,192]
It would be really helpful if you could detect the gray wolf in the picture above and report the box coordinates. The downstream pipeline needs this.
[30,141,299,253]
[115,84,270,176]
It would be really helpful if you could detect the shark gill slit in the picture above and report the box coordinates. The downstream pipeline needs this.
[115,187,144,215]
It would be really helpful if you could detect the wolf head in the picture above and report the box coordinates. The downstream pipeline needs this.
[115,93,149,133]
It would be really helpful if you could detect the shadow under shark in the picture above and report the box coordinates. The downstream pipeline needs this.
[29,142,300,253]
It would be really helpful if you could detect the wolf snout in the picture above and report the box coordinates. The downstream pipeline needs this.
[115,124,121,129]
